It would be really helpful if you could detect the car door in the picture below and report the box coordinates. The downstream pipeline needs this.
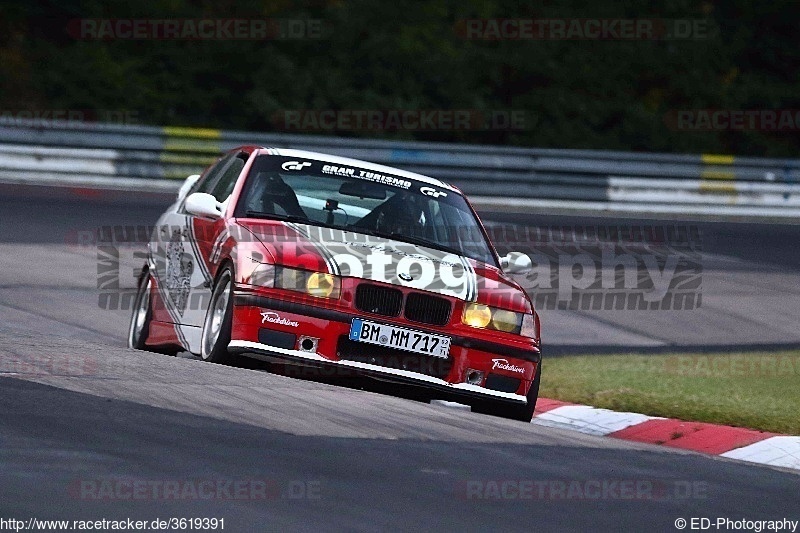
[151,153,234,332]
[180,151,249,329]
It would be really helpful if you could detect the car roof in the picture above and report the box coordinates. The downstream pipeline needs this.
[254,147,459,193]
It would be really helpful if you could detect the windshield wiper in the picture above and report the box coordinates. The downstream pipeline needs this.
[244,211,354,232]
[243,211,310,224]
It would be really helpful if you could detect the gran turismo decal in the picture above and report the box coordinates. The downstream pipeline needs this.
[320,164,355,177]
[491,358,525,374]
[281,161,312,171]
[260,311,299,327]
[420,186,448,198]
[321,164,411,189]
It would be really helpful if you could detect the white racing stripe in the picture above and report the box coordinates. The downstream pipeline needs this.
[285,222,340,275]
[458,255,478,302]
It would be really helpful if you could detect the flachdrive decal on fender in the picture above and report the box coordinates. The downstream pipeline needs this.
[261,310,299,328]
[492,358,525,374]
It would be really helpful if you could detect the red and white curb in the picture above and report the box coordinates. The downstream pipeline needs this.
[532,399,800,472]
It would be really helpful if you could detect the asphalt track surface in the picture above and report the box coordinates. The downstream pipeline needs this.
[0,186,798,532]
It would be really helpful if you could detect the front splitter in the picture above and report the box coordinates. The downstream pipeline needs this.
[228,340,528,404]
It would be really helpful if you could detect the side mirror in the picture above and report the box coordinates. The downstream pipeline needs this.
[501,251,532,275]
[185,192,222,219]
[177,174,201,202]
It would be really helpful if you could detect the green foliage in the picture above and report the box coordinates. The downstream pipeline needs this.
[1,0,798,155]
[541,352,800,434]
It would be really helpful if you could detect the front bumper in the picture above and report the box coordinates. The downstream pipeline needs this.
[231,290,539,403]
[228,340,528,404]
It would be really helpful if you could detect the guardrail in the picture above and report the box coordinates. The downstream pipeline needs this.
[1,119,799,219]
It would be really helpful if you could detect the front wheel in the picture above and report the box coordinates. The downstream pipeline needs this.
[201,266,235,364]
[472,363,541,422]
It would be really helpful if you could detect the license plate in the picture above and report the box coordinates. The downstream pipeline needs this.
[348,319,450,358]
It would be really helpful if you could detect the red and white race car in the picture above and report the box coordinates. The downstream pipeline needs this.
[128,146,541,420]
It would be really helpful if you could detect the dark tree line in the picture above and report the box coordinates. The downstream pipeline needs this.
[1,0,798,156]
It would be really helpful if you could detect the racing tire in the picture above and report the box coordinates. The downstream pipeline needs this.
[127,269,178,355]
[201,265,235,365]
[472,362,541,422]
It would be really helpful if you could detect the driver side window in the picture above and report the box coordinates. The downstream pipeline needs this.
[182,152,247,213]
[209,155,246,202]
[190,154,234,197]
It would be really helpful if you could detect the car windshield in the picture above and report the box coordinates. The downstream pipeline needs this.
[234,155,498,266]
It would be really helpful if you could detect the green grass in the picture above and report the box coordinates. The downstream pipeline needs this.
[540,351,800,435]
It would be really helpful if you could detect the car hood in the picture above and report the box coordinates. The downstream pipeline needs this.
[236,220,528,309]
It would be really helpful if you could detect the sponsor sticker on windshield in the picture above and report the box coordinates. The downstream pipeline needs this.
[420,186,448,198]
[281,161,312,171]
[321,164,411,189]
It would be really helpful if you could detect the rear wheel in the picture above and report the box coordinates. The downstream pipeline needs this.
[201,266,235,364]
[473,363,541,422]
[127,269,178,355]
[127,273,153,350]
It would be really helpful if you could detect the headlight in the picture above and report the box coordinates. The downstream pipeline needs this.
[306,272,336,298]
[462,303,527,335]
[462,303,492,328]
[249,263,276,287]
[491,309,519,332]
[247,264,340,299]
[276,266,341,299]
